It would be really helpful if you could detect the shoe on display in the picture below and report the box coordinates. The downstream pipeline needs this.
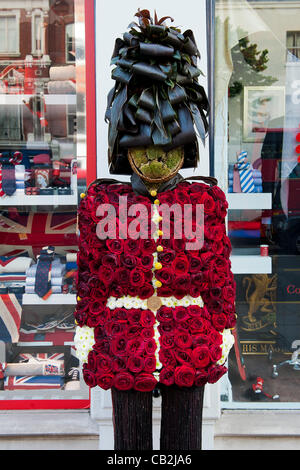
[65,367,80,383]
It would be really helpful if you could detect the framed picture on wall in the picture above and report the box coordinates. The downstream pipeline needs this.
[243,86,285,142]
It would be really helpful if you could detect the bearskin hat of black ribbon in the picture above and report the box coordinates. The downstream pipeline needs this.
[105,9,210,175]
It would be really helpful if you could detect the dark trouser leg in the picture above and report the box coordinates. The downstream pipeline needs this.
[111,387,153,451]
[160,385,205,451]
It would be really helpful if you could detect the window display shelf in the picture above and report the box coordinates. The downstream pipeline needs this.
[22,294,76,305]
[0,193,78,206]
[231,255,272,274]
[0,95,77,106]
[227,193,272,210]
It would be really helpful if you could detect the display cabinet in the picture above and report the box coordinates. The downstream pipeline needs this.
[0,0,96,410]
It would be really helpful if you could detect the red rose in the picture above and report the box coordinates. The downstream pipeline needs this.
[192,334,210,347]
[155,268,174,285]
[172,239,185,252]
[93,338,110,354]
[144,355,157,373]
[174,275,190,297]
[198,191,216,214]
[96,372,114,390]
[158,321,175,335]
[174,348,193,365]
[127,355,145,373]
[95,353,112,373]
[104,320,126,337]
[98,265,114,285]
[129,268,145,287]
[112,357,127,373]
[110,282,124,298]
[128,309,142,324]
[188,305,203,317]
[174,365,195,387]
[212,313,227,331]
[116,267,131,286]
[106,239,124,254]
[207,365,227,384]
[140,239,156,253]
[191,345,211,368]
[189,317,208,334]
[194,370,208,387]
[158,249,176,266]
[189,256,202,273]
[174,332,193,349]
[83,366,97,387]
[134,373,157,392]
[174,307,190,323]
[171,255,189,275]
[111,334,127,357]
[159,367,175,386]
[112,308,128,322]
[141,310,156,328]
[209,345,222,363]
[138,283,155,300]
[114,372,134,391]
[144,338,157,355]
[139,254,154,271]
[102,253,119,269]
[160,334,175,349]
[141,327,155,340]
[208,330,223,347]
[226,313,237,329]
[126,325,142,339]
[159,348,177,367]
[156,307,174,323]
[120,254,138,270]
[124,239,141,256]
[126,337,145,355]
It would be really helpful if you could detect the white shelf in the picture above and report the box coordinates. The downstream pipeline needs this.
[22,294,76,305]
[231,255,272,274]
[227,192,272,210]
[0,193,77,206]
[0,94,76,106]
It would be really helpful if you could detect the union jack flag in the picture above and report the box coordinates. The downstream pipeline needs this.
[4,375,64,390]
[0,210,78,258]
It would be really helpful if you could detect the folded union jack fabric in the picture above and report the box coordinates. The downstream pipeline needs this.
[0,211,78,258]
[0,293,22,343]
[4,375,64,390]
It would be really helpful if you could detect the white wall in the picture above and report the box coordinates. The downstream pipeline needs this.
[95,0,209,180]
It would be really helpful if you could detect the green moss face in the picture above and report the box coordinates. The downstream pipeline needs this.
[130,146,183,180]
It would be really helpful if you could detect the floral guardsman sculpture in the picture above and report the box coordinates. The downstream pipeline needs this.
[74,9,236,451]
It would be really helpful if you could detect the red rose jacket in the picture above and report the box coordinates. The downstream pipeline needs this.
[74,177,236,392]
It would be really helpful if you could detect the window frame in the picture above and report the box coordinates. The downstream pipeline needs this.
[0,10,20,56]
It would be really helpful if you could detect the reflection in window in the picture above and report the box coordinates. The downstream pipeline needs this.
[215,0,300,406]
[287,31,300,61]
[66,23,75,63]
[0,13,19,54]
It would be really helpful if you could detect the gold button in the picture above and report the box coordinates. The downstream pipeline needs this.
[157,230,163,237]
[77,296,82,302]
[80,193,86,199]
[155,262,163,270]
[147,295,162,312]
[150,190,157,197]
[157,245,164,252]
[155,280,162,288]
[154,199,160,205]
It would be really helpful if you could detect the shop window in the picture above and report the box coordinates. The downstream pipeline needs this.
[287,31,300,62]
[0,0,95,409]
[0,11,20,55]
[214,0,300,407]
[66,23,75,63]
[31,10,44,56]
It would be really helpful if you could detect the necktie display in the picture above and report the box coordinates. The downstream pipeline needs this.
[34,246,55,297]
[236,151,256,193]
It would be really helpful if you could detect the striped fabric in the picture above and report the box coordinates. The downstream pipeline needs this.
[236,151,255,193]
[0,294,22,343]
